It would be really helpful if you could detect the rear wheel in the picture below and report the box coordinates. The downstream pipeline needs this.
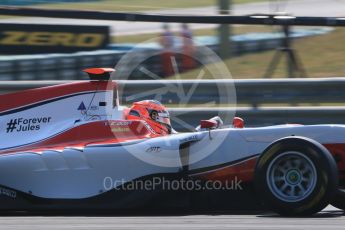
[255,137,338,216]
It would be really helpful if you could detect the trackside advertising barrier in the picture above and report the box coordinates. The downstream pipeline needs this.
[0,23,110,54]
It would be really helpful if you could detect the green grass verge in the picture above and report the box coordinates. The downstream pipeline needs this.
[34,0,265,11]
[113,26,344,78]
[112,25,272,43]
[167,28,345,79]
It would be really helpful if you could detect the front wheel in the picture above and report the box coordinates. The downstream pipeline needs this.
[331,189,345,210]
[255,137,338,216]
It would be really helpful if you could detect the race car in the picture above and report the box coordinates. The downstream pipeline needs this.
[0,67,344,216]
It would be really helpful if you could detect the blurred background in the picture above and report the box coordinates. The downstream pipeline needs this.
[0,0,344,128]
[0,0,343,80]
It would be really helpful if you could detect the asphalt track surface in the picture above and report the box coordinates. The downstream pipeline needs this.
[1,0,344,35]
[0,206,344,230]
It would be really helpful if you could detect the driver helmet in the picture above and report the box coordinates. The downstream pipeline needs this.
[127,100,172,135]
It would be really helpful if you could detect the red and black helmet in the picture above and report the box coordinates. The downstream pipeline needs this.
[127,100,171,135]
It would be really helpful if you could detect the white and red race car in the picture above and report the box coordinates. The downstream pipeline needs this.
[0,68,344,216]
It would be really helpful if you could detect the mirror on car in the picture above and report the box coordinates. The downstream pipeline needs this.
[200,120,218,129]
[233,117,244,128]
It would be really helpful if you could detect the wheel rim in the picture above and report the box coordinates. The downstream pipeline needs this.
[266,151,317,202]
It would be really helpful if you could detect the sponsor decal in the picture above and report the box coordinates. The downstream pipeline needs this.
[90,105,99,111]
[146,146,162,153]
[180,135,198,144]
[142,121,157,134]
[0,23,110,54]
[108,121,132,126]
[0,31,105,47]
[6,117,52,133]
[0,187,16,199]
[111,127,130,132]
[78,101,87,115]
[108,121,132,132]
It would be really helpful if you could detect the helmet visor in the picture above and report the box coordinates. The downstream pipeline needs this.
[149,110,171,126]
